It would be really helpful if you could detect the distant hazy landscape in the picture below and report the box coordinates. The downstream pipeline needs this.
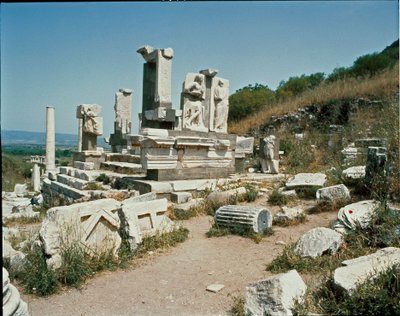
[1,129,109,148]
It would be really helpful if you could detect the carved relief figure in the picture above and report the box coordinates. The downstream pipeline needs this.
[214,79,229,133]
[81,105,101,135]
[183,75,207,131]
[260,135,279,174]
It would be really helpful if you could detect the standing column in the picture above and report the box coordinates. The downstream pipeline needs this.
[32,163,41,191]
[78,118,83,152]
[45,106,56,179]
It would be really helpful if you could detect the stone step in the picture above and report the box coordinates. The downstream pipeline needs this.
[105,153,141,164]
[73,161,95,170]
[100,161,144,175]
[57,174,89,190]
[42,179,90,201]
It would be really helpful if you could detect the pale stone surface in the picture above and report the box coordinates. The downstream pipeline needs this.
[286,173,327,189]
[206,284,225,293]
[215,205,272,233]
[235,136,254,156]
[275,206,304,222]
[73,161,95,170]
[14,184,27,197]
[171,192,192,204]
[173,198,205,212]
[114,88,133,134]
[76,104,103,152]
[316,184,350,202]
[244,270,307,316]
[39,199,122,269]
[45,106,56,177]
[213,78,229,133]
[2,197,31,216]
[281,189,298,198]
[334,247,400,294]
[3,268,29,316]
[2,239,26,272]
[294,227,343,258]
[32,163,41,192]
[342,166,366,179]
[207,187,247,205]
[260,135,279,174]
[171,179,217,192]
[119,198,175,250]
[182,73,207,132]
[333,200,380,233]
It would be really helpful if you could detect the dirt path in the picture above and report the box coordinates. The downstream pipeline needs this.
[22,202,337,316]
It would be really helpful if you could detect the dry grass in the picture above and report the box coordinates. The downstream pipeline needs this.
[229,64,399,135]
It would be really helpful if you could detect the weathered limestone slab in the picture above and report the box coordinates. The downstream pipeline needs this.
[39,199,122,269]
[57,174,88,190]
[275,206,304,222]
[173,198,205,212]
[235,136,255,157]
[119,198,174,250]
[128,179,173,195]
[171,192,192,204]
[294,227,343,258]
[342,166,366,179]
[3,239,26,272]
[59,166,75,176]
[73,161,95,170]
[207,187,247,206]
[334,247,400,294]
[114,88,133,135]
[3,268,29,316]
[171,179,217,192]
[123,192,157,203]
[100,161,144,175]
[14,184,27,198]
[244,270,307,316]
[206,284,225,293]
[215,205,272,233]
[76,104,103,152]
[316,184,350,202]
[333,200,380,233]
[286,173,327,189]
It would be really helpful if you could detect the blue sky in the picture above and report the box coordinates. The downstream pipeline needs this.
[1,1,398,136]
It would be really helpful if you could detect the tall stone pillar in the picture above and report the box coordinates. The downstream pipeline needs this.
[137,45,176,129]
[32,163,41,192]
[78,118,83,152]
[45,106,56,179]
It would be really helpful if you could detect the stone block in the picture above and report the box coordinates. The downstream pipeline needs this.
[342,166,366,179]
[275,206,304,222]
[286,173,326,189]
[334,247,400,294]
[316,184,350,202]
[294,227,343,258]
[171,192,192,204]
[119,198,175,250]
[73,161,95,170]
[207,187,247,206]
[333,200,380,233]
[171,179,217,192]
[245,270,307,316]
[173,198,205,212]
[39,199,122,269]
[14,184,27,197]
[235,136,254,155]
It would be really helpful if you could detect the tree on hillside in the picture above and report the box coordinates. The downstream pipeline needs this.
[276,72,325,100]
[228,83,275,122]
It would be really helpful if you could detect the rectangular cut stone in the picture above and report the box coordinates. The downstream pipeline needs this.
[114,89,133,134]
[73,161,95,170]
[285,173,327,189]
[171,179,217,191]
[171,192,192,204]
[39,199,122,269]
[236,136,255,155]
[119,198,174,249]
[146,167,235,181]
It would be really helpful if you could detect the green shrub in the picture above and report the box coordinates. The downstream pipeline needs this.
[112,177,136,190]
[96,173,111,185]
[268,189,289,206]
[244,184,259,202]
[207,222,273,243]
[295,186,319,199]
[170,207,199,220]
[18,247,59,296]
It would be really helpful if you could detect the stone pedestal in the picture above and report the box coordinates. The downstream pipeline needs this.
[140,130,236,181]
[45,106,56,179]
